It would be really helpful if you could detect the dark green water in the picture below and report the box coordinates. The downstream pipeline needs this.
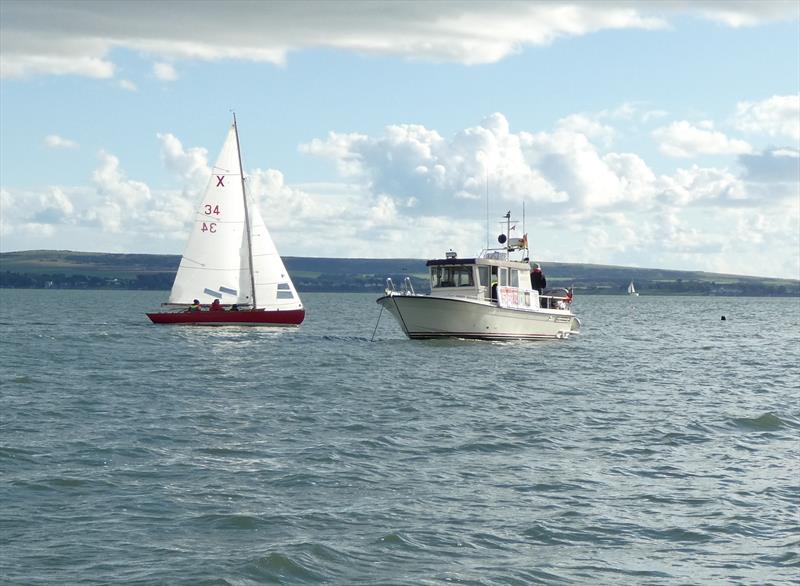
[1,290,798,584]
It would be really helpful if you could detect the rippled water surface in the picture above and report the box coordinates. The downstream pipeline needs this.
[1,290,798,585]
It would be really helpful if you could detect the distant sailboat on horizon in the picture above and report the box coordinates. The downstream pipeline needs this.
[628,280,639,296]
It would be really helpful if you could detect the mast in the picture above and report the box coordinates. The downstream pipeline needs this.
[233,112,257,308]
[522,201,527,257]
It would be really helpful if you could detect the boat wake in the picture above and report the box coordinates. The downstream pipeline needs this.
[320,334,374,343]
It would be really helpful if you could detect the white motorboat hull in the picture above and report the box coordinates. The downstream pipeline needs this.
[377,294,580,340]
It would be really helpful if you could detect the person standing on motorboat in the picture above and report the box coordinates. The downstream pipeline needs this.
[531,262,547,294]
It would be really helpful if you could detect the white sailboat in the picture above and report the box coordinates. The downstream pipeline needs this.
[627,280,639,296]
[147,115,304,326]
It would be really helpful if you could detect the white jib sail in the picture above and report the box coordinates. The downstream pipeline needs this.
[248,193,303,311]
[628,281,636,294]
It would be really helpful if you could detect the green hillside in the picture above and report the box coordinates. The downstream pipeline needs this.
[1,250,797,296]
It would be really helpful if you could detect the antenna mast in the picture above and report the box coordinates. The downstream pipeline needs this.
[485,170,489,249]
[523,201,527,257]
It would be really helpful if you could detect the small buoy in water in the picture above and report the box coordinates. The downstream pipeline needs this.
[721,315,726,321]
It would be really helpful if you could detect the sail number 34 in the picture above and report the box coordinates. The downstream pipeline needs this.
[202,204,220,233]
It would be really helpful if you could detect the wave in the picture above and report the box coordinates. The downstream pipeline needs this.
[732,412,796,431]
[244,543,354,583]
[246,551,325,582]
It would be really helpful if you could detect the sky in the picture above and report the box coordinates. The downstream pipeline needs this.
[1,1,799,279]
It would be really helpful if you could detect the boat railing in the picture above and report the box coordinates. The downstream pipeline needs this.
[385,276,419,296]
[539,288,573,310]
[479,249,508,260]
[385,278,396,296]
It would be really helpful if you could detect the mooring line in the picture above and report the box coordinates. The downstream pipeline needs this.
[370,305,385,342]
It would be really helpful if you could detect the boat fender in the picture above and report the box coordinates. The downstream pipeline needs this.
[555,331,563,339]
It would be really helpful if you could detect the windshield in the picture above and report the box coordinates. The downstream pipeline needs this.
[431,266,475,288]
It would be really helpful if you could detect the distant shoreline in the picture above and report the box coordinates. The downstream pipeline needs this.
[1,250,798,296]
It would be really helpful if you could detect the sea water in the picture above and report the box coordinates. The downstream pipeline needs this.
[1,290,798,585]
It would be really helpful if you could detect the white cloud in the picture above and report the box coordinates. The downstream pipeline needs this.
[152,62,177,81]
[1,1,796,78]
[297,113,798,275]
[304,114,562,214]
[696,2,799,28]
[118,79,137,91]
[657,165,747,206]
[302,113,665,217]
[1,51,115,79]
[87,151,152,232]
[0,186,75,242]
[556,114,616,146]
[3,113,798,276]
[39,187,75,220]
[526,128,656,208]
[653,120,753,158]
[158,133,209,188]
[598,102,669,124]
[301,110,782,219]
[247,168,321,230]
[739,147,800,183]
[44,134,79,149]
[734,95,800,141]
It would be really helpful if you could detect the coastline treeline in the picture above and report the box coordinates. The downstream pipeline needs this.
[1,251,797,296]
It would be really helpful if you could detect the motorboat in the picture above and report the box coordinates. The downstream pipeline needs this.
[376,213,580,340]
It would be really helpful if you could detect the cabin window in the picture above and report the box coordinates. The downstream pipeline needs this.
[510,269,519,288]
[478,266,489,287]
[458,268,475,287]
[499,267,508,287]
[431,265,474,288]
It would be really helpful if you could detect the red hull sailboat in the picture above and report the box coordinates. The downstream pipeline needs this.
[147,308,305,326]
[147,115,305,327]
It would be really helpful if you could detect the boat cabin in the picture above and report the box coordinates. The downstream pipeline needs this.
[427,256,533,300]
[424,256,571,311]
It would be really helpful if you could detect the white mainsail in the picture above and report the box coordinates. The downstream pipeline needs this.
[628,280,637,295]
[167,121,302,312]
